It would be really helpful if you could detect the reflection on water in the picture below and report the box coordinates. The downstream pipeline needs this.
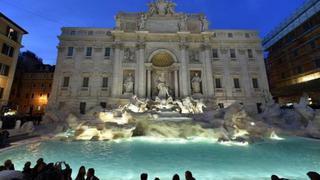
[0,137,320,180]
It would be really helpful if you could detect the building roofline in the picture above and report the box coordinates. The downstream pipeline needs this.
[262,0,319,50]
[0,12,28,34]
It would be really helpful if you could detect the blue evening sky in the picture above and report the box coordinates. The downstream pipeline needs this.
[0,0,306,65]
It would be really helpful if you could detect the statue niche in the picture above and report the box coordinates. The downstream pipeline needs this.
[123,71,135,95]
[190,71,202,95]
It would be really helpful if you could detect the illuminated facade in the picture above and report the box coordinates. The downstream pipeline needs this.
[49,0,269,114]
[10,62,55,115]
[263,0,320,105]
[0,13,27,109]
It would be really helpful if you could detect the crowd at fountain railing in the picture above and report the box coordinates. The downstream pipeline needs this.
[0,158,320,180]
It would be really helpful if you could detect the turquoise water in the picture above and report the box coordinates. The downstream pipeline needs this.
[0,137,320,180]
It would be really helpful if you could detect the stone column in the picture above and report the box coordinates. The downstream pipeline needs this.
[179,43,189,97]
[174,70,179,98]
[147,69,152,98]
[239,49,252,97]
[137,43,146,97]
[256,49,270,91]
[111,43,122,97]
[220,48,233,98]
[202,44,214,97]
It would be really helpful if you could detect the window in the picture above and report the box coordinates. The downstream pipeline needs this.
[212,49,218,58]
[100,102,107,109]
[6,26,18,41]
[82,77,89,87]
[230,49,236,58]
[252,78,259,89]
[228,33,233,38]
[215,78,222,88]
[293,50,298,57]
[105,48,111,57]
[257,103,262,114]
[70,31,76,35]
[67,47,74,57]
[315,59,320,68]
[62,77,70,87]
[0,63,10,76]
[247,49,253,58]
[233,78,240,89]
[86,47,92,57]
[80,102,86,114]
[1,44,14,57]
[218,103,224,109]
[245,33,250,38]
[47,93,50,98]
[0,87,4,99]
[102,77,108,88]
[31,93,34,98]
[88,31,93,36]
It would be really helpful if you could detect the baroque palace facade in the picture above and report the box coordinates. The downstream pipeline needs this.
[49,0,269,114]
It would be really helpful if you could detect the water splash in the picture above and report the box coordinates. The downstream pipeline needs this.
[270,131,284,140]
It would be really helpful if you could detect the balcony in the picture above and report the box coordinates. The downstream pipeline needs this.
[232,88,243,96]
[60,87,71,96]
[214,88,226,97]
[79,87,90,96]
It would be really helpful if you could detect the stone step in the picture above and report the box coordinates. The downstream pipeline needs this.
[156,117,192,122]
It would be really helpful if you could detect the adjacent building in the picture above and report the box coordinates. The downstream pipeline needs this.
[48,0,269,115]
[9,51,55,115]
[263,0,320,105]
[0,12,27,110]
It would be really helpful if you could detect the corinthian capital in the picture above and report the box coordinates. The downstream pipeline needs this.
[112,42,123,49]
[200,43,211,51]
[179,43,189,50]
[136,42,146,49]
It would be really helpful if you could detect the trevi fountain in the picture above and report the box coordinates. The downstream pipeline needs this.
[1,0,320,179]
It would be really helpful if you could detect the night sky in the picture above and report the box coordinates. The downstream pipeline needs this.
[0,0,306,65]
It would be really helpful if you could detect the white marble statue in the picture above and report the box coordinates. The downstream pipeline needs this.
[194,99,206,114]
[148,0,176,16]
[115,15,121,30]
[124,73,134,93]
[157,72,170,98]
[148,3,157,15]
[191,73,202,94]
[200,16,209,31]
[166,1,176,15]
[139,14,147,30]
[178,15,187,31]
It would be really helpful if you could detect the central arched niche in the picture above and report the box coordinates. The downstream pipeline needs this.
[151,51,175,67]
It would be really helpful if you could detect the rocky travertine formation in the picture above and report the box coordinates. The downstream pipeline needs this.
[43,94,320,143]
